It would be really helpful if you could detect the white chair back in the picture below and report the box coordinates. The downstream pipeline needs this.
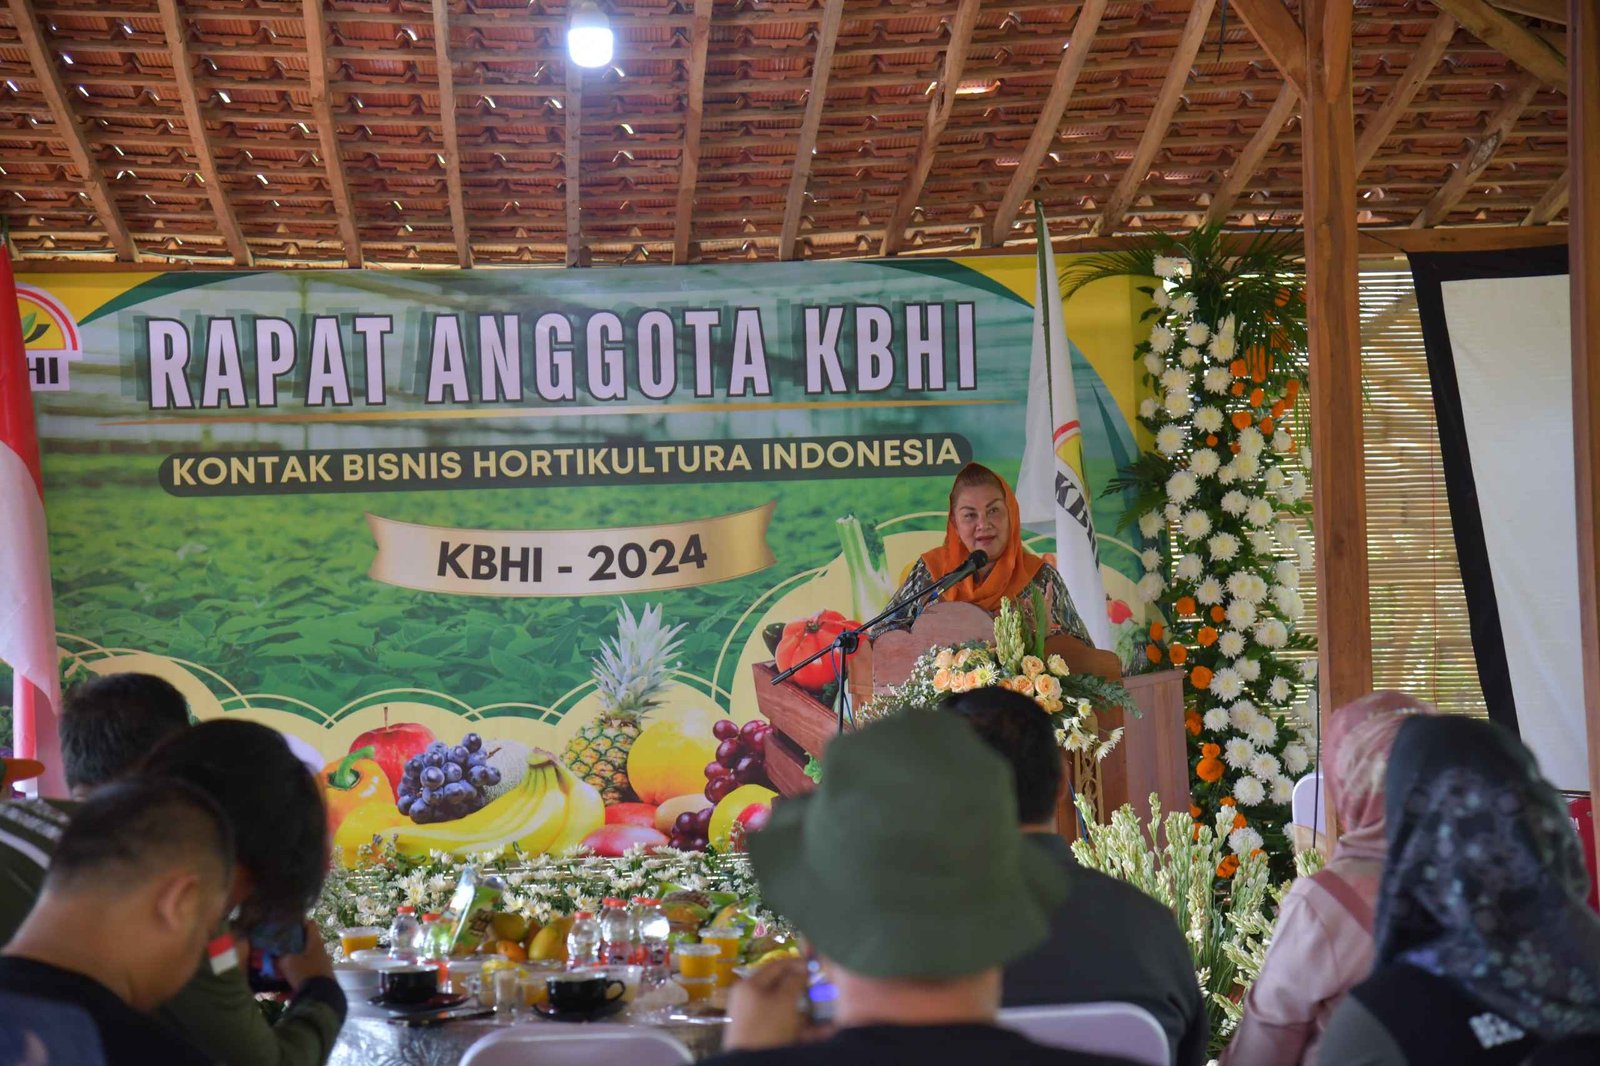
[1291,770,1326,834]
[459,1024,693,1066]
[1000,1002,1169,1066]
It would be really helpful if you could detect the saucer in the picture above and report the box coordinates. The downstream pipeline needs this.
[367,992,469,1013]
[532,998,626,1023]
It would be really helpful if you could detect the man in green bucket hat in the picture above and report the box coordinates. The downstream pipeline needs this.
[703,710,1139,1065]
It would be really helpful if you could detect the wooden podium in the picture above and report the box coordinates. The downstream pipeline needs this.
[753,603,1190,836]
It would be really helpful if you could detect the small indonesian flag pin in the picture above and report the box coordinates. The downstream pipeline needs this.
[208,933,239,975]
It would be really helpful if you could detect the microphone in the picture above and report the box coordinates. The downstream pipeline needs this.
[919,549,990,603]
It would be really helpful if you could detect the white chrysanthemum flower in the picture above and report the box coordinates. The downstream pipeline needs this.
[1226,571,1254,601]
[1139,511,1164,538]
[1301,446,1314,470]
[1156,425,1186,456]
[1185,321,1211,346]
[1152,286,1171,309]
[1196,576,1224,605]
[1270,775,1295,805]
[1233,775,1266,807]
[1265,467,1287,493]
[1149,325,1175,353]
[1171,293,1197,315]
[1154,256,1184,279]
[1136,572,1165,603]
[1246,497,1275,528]
[1181,510,1212,540]
[1204,367,1232,393]
[1226,598,1258,629]
[1139,397,1159,420]
[1238,427,1265,456]
[1193,407,1224,433]
[1221,490,1249,516]
[1248,750,1281,781]
[1211,668,1244,701]
[1283,743,1310,775]
[1223,737,1255,769]
[1219,629,1246,658]
[1140,548,1162,572]
[1299,658,1319,681]
[1286,471,1309,502]
[1249,531,1277,555]
[1208,532,1240,561]
[1230,826,1265,855]
[1229,700,1260,731]
[1164,391,1192,417]
[1161,367,1191,394]
[1249,715,1279,748]
[1209,332,1237,362]
[1235,453,1262,479]
[1217,462,1240,485]
[1274,586,1306,621]
[1274,430,1294,453]
[1190,448,1221,478]
[1273,560,1300,591]
[1180,346,1203,368]
[1269,676,1294,703]
[1217,313,1237,339]
[1175,553,1203,582]
[1144,352,1165,377]
[1255,619,1289,648]
[1203,707,1230,732]
[1167,470,1199,504]
[1238,657,1262,681]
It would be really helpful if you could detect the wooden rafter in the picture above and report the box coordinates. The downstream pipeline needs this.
[672,0,714,265]
[1411,75,1543,228]
[1229,0,1308,97]
[1523,167,1570,223]
[985,0,1108,247]
[565,59,583,268]
[1432,0,1567,89]
[432,0,472,268]
[1489,0,1567,25]
[155,0,250,267]
[1090,0,1217,237]
[1355,13,1459,171]
[879,0,982,257]
[778,0,844,261]
[302,0,361,267]
[6,0,135,260]
[1203,87,1298,226]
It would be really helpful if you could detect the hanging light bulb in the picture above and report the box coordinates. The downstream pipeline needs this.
[567,1,614,69]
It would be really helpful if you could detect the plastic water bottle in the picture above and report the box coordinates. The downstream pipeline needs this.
[418,913,446,975]
[387,905,420,962]
[598,897,635,966]
[631,897,671,980]
[566,910,600,970]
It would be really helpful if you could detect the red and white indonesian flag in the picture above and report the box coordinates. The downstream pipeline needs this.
[1016,204,1112,650]
[0,247,63,785]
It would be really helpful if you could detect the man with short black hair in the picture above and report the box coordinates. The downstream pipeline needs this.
[0,777,235,1065]
[947,686,1208,1066]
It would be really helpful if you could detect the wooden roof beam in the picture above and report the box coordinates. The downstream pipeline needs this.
[302,0,362,267]
[6,0,135,260]
[879,0,983,257]
[1523,167,1570,224]
[1489,0,1566,25]
[1203,86,1299,227]
[1355,12,1458,171]
[1229,0,1309,97]
[565,59,583,268]
[778,0,844,261]
[1411,74,1543,228]
[156,0,250,267]
[984,0,1107,247]
[672,0,714,266]
[1432,0,1567,89]
[1090,0,1217,237]
[432,0,472,267]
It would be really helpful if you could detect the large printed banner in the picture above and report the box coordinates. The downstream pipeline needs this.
[15,258,1151,856]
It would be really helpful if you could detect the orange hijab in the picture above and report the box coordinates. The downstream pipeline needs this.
[919,463,1044,612]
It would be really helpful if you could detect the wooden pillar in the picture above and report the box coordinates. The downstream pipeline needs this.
[1302,0,1369,838]
[1570,0,1600,856]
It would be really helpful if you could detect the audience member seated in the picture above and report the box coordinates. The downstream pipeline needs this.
[0,777,235,1065]
[946,686,1207,1066]
[1222,691,1434,1066]
[703,710,1139,1066]
[1319,715,1600,1065]
[0,672,191,942]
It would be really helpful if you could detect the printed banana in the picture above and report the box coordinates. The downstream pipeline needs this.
[544,761,606,855]
[390,754,568,857]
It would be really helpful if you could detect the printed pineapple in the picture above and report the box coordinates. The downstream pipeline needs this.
[564,602,686,805]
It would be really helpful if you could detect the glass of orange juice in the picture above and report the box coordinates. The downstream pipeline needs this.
[714,957,738,988]
[676,943,719,980]
[677,975,715,1005]
[339,927,382,955]
[701,929,742,960]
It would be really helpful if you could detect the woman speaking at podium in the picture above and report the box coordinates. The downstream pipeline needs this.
[882,462,1094,644]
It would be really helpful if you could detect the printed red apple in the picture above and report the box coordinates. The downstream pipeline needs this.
[350,711,436,801]
[579,824,670,857]
[604,802,660,828]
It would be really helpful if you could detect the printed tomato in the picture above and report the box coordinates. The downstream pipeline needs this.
[775,610,860,691]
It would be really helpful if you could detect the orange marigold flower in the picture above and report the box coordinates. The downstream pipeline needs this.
[1260,417,1275,435]
[1232,812,1248,830]
[1189,665,1214,690]
[1217,855,1240,878]
[1231,382,1246,397]
[1170,644,1189,665]
[1149,621,1165,641]
[1231,411,1253,430]
[1210,606,1227,622]
[1146,643,1163,664]
[1219,796,1236,807]
[1285,378,1301,401]
[1196,757,1225,784]
[1192,824,1202,841]
[1230,441,1242,454]
[1248,388,1265,407]
[1271,400,1287,419]
[1197,626,1218,647]
[1176,596,1197,616]
[1205,434,1219,446]
[1201,743,1221,758]
[1189,804,1202,819]
[1185,711,1202,735]
[1228,359,1247,377]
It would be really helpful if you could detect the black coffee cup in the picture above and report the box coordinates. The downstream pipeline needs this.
[380,965,439,1005]
[546,973,625,1014]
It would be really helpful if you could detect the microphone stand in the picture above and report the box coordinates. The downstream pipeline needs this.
[769,559,983,736]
